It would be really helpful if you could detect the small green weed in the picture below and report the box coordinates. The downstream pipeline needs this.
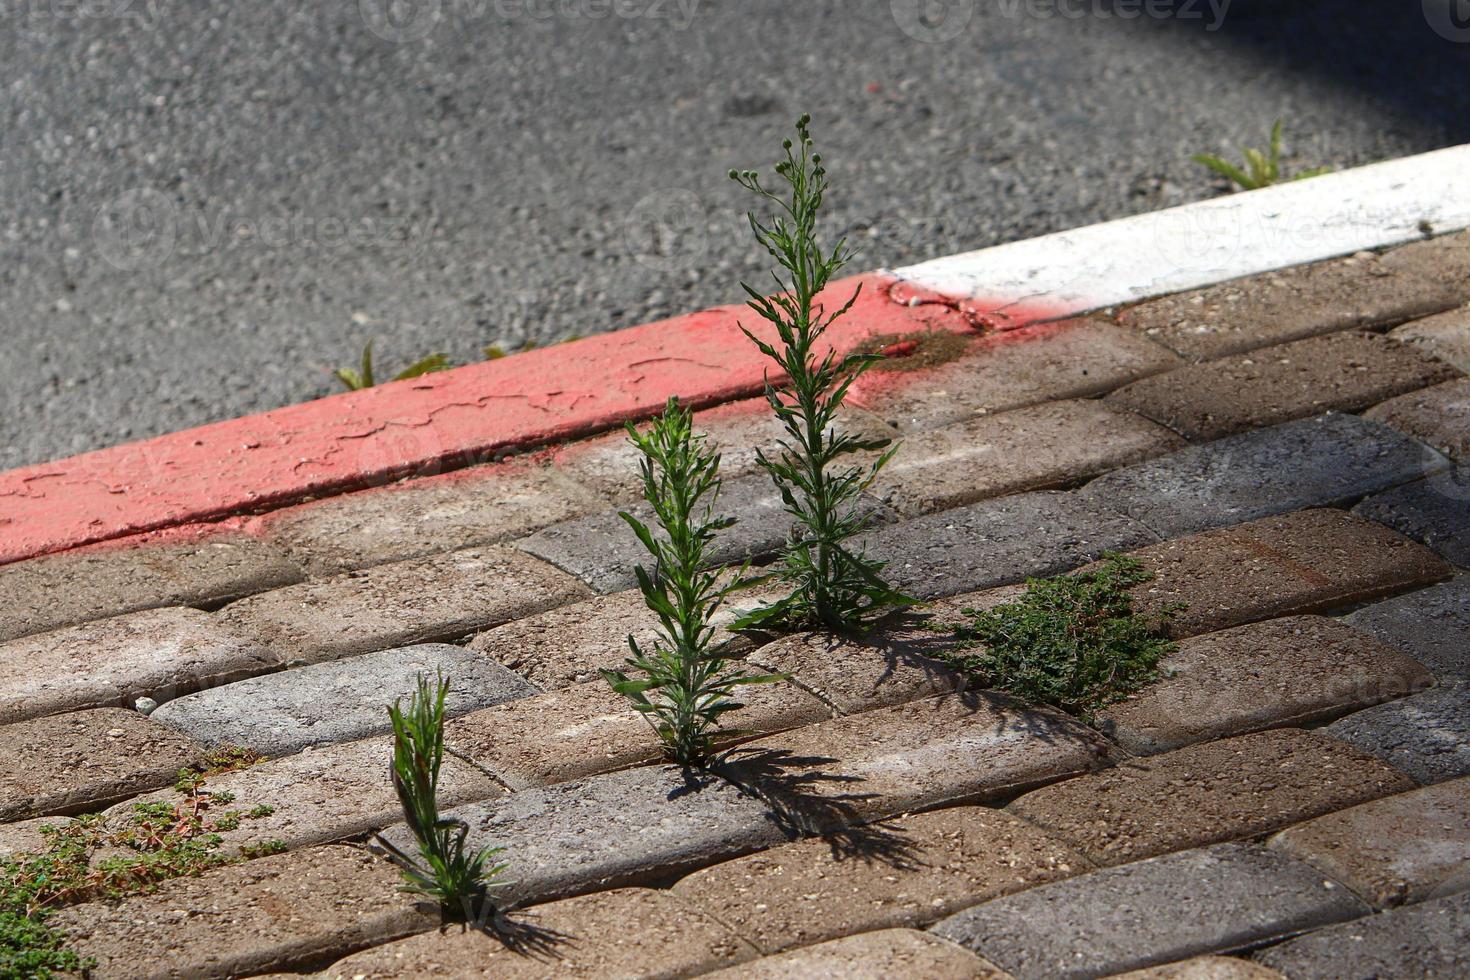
[335,341,452,390]
[729,115,914,631]
[376,673,506,922]
[601,398,785,767]
[1192,120,1332,191]
[939,555,1177,722]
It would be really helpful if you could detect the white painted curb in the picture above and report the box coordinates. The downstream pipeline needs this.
[894,143,1470,317]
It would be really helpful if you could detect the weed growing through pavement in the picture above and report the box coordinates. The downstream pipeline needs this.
[938,554,1177,722]
[335,341,452,390]
[728,115,915,632]
[1192,119,1331,191]
[602,397,785,767]
[376,673,507,923]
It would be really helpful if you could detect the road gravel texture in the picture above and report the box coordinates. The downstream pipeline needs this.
[2,0,1466,468]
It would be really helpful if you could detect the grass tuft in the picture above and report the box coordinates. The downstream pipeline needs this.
[1192,119,1331,191]
[335,341,452,390]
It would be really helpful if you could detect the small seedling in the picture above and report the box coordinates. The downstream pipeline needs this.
[335,341,452,390]
[601,397,785,767]
[1192,119,1332,191]
[375,673,506,922]
[938,554,1176,722]
[728,115,914,631]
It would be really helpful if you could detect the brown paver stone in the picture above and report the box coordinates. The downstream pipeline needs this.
[253,457,606,576]
[703,929,1013,980]
[1379,228,1470,301]
[0,524,304,643]
[1366,376,1470,464]
[316,887,758,979]
[721,692,1111,831]
[673,805,1091,954]
[1105,956,1286,979]
[0,607,280,725]
[869,399,1184,516]
[0,708,203,821]
[446,676,828,791]
[1269,777,1470,908]
[108,734,503,855]
[51,845,435,979]
[1393,305,1470,373]
[1106,331,1458,441]
[934,843,1368,980]
[849,318,1183,431]
[1007,728,1416,866]
[1096,616,1434,755]
[1255,890,1470,978]
[218,545,591,663]
[1117,250,1461,361]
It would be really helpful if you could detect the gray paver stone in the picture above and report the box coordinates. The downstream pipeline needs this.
[1393,305,1470,373]
[703,929,1014,979]
[1353,469,1470,567]
[217,545,591,663]
[150,643,539,757]
[861,490,1158,600]
[1078,413,1446,539]
[1255,890,1470,978]
[1343,575,1470,683]
[931,843,1371,980]
[1326,683,1470,785]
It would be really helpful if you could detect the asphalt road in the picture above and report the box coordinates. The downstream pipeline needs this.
[2,0,1467,469]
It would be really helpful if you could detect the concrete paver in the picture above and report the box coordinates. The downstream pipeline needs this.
[704,929,1013,980]
[1353,470,1470,567]
[1326,684,1470,785]
[1343,575,1470,683]
[1366,377,1470,464]
[1255,890,1470,978]
[1393,305,1470,373]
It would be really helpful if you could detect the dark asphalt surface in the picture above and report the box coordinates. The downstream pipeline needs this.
[2,0,1467,469]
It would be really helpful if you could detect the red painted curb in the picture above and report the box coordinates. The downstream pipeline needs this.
[0,275,972,566]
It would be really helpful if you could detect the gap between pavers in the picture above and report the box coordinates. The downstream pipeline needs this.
[702,928,1014,980]
[1253,890,1470,978]
[1324,683,1470,786]
[930,843,1370,980]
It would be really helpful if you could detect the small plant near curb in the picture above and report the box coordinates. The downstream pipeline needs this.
[335,341,452,390]
[602,397,785,767]
[1192,119,1331,191]
[938,555,1177,722]
[376,673,507,923]
[728,115,914,631]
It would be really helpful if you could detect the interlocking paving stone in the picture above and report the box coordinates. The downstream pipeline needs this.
[466,585,760,690]
[552,395,893,503]
[1343,575,1470,683]
[746,623,964,716]
[378,764,795,906]
[1366,376,1470,463]
[848,318,1183,431]
[1254,890,1470,978]
[446,676,829,791]
[861,490,1159,600]
[108,734,503,855]
[1090,508,1451,639]
[317,887,759,978]
[1269,777,1470,908]
[0,607,280,725]
[1393,305,1470,373]
[1325,684,1470,785]
[1007,728,1416,866]
[217,545,591,663]
[1095,616,1434,755]
[50,845,435,979]
[932,843,1369,980]
[517,476,895,594]
[0,524,303,643]
[1353,469,1470,567]
[1380,228,1470,302]
[252,457,606,576]
[703,928,1014,980]
[151,643,539,757]
[672,805,1091,954]
[868,400,1184,517]
[1077,413,1446,539]
[1117,250,1462,362]
[0,708,203,821]
[1106,331,1459,441]
[1106,956,1286,979]
[720,692,1111,831]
